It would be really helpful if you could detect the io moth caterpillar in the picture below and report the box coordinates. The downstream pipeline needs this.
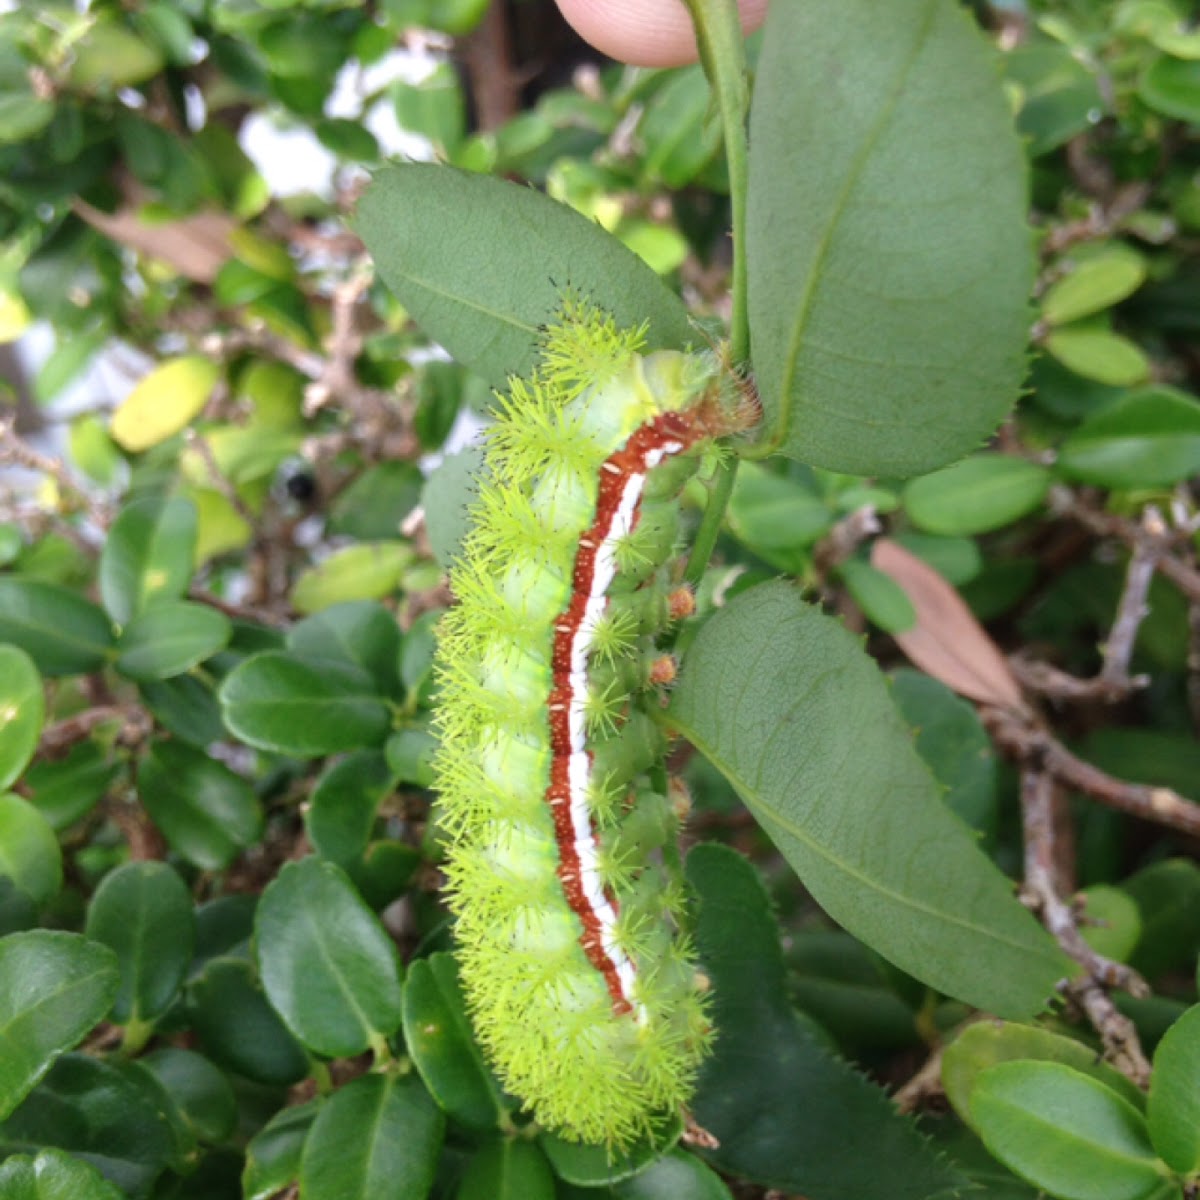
[433,297,755,1146]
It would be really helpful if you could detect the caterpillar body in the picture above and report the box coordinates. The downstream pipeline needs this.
[433,299,754,1146]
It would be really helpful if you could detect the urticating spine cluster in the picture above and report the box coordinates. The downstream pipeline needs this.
[433,301,739,1146]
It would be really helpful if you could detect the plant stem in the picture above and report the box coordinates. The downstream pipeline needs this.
[684,454,738,587]
[682,0,752,366]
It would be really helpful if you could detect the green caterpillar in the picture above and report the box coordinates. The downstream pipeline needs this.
[432,298,754,1147]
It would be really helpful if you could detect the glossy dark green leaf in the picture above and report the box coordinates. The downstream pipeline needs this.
[686,845,966,1199]
[456,1139,554,1200]
[903,455,1050,536]
[402,952,506,1131]
[0,1053,175,1198]
[22,743,118,832]
[191,895,256,971]
[137,675,226,748]
[942,1020,1146,1128]
[138,741,262,870]
[328,461,423,541]
[286,602,402,698]
[0,793,62,904]
[139,1048,236,1146]
[539,1116,681,1187]
[218,652,391,757]
[0,646,41,791]
[747,0,1032,475]
[186,957,308,1085]
[305,750,394,868]
[0,1148,128,1199]
[255,857,404,1058]
[1124,859,1200,979]
[356,165,692,390]
[970,1062,1165,1200]
[0,579,114,676]
[99,497,197,626]
[1057,386,1200,487]
[84,862,194,1027]
[298,1073,443,1200]
[1147,1003,1200,1173]
[114,602,231,682]
[242,1098,320,1200]
[0,932,118,1120]
[609,1149,733,1200]
[385,727,436,789]
[670,584,1065,1018]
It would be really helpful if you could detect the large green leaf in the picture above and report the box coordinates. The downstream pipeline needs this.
[1147,1004,1200,1174]
[114,601,231,682]
[0,794,61,905]
[668,583,1066,1017]
[685,845,966,1200]
[84,863,194,1029]
[255,857,404,1058]
[298,1073,443,1200]
[746,0,1032,475]
[99,497,197,626]
[355,165,693,389]
[0,646,41,792]
[458,1140,556,1200]
[0,932,118,1120]
[0,580,114,677]
[0,1148,128,1199]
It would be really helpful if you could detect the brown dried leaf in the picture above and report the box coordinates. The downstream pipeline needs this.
[871,538,1025,711]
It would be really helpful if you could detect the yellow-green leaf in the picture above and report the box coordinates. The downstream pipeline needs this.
[111,357,220,452]
[291,544,413,616]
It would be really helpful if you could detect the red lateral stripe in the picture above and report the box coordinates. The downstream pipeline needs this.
[545,410,707,1015]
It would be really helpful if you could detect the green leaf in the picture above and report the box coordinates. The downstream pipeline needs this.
[669,583,1065,1017]
[0,1148,127,1199]
[114,602,231,682]
[0,579,114,677]
[329,461,423,540]
[137,741,262,870]
[138,675,226,749]
[970,1061,1166,1200]
[0,646,42,791]
[68,20,165,89]
[0,1053,176,1198]
[942,1021,1147,1128]
[218,652,391,757]
[903,454,1050,536]
[890,669,998,842]
[242,1099,320,1200]
[110,357,219,452]
[0,95,54,145]
[403,953,506,1132]
[1140,55,1200,123]
[290,542,413,615]
[1044,328,1151,386]
[726,462,833,568]
[287,602,402,699]
[0,932,118,1120]
[422,445,483,569]
[1042,249,1147,326]
[99,497,198,625]
[746,0,1032,475]
[1147,1003,1200,1173]
[22,743,118,832]
[639,66,721,189]
[1057,386,1200,488]
[298,1073,443,1200]
[84,862,194,1028]
[539,1119,681,1188]
[391,62,465,155]
[139,1048,235,1146]
[355,165,693,390]
[306,750,394,869]
[685,844,967,1199]
[0,794,61,905]
[1078,885,1142,964]
[1124,859,1200,979]
[605,1149,734,1200]
[456,1139,555,1200]
[255,857,404,1058]
[838,560,915,633]
[186,958,309,1086]
[1005,42,1105,156]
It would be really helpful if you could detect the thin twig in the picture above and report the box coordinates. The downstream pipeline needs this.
[1068,980,1151,1089]
[814,505,881,578]
[893,1043,948,1115]
[1099,508,1162,689]
[304,261,372,417]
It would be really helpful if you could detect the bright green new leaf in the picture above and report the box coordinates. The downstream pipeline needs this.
[298,1073,443,1200]
[685,844,967,1198]
[99,497,198,625]
[457,1140,555,1200]
[903,454,1050,536]
[69,21,165,89]
[84,862,194,1028]
[669,583,1066,1018]
[0,932,118,1120]
[0,1148,127,1199]
[255,857,404,1058]
[1042,248,1147,326]
[0,646,41,791]
[838,560,916,633]
[110,357,219,452]
[114,601,231,682]
[1147,1004,1200,1173]
[290,542,413,615]
[1077,885,1142,964]
[746,0,1032,475]
[355,165,692,389]
[219,652,391,756]
[0,794,61,905]
[1057,386,1200,488]
[403,953,507,1132]
[0,580,114,677]
[1044,328,1151,386]
[971,1061,1168,1200]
